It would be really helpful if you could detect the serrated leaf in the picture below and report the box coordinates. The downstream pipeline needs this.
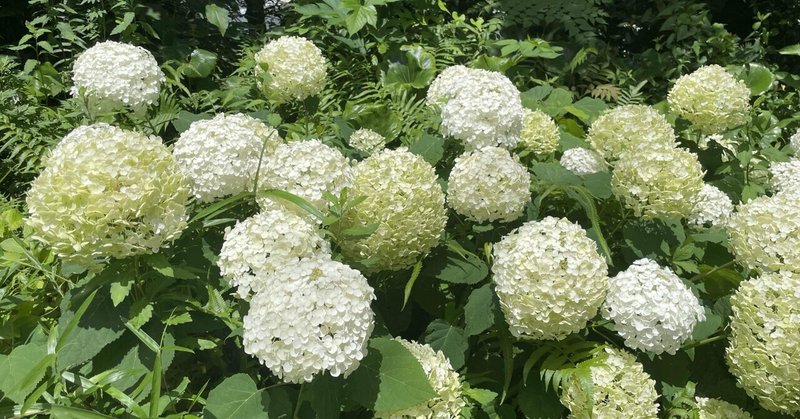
[204,374,269,419]
[423,249,488,284]
[205,4,229,36]
[408,134,444,165]
[464,284,496,336]
[110,281,132,307]
[343,1,377,34]
[308,374,342,419]
[0,343,48,404]
[424,319,468,369]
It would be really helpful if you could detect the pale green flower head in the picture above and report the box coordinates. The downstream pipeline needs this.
[668,64,751,134]
[587,104,677,161]
[25,123,190,269]
[726,270,800,415]
[519,109,560,156]
[255,36,328,102]
[339,148,447,272]
[695,397,753,419]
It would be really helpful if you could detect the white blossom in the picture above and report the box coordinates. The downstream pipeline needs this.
[689,184,734,227]
[560,147,608,176]
[254,36,327,101]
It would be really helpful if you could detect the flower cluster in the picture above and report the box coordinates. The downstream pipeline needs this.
[726,270,800,414]
[668,65,751,134]
[217,208,330,299]
[172,113,282,202]
[695,397,753,419]
[769,158,800,195]
[518,109,560,156]
[339,148,447,272]
[427,65,525,150]
[586,105,677,161]
[611,144,705,219]
[491,217,608,340]
[602,258,705,354]
[559,147,607,176]
[447,147,531,223]
[254,36,327,101]
[560,347,659,418]
[71,41,165,109]
[726,192,800,272]
[25,124,189,268]
[689,184,734,227]
[242,256,375,383]
[375,339,466,418]
[349,128,386,154]
[790,129,800,154]
[257,139,352,212]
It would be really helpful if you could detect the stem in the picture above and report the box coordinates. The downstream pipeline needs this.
[252,130,276,202]
[689,260,736,282]
[292,383,305,419]
[682,333,728,350]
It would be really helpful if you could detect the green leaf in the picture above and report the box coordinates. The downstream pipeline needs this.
[259,189,325,221]
[744,63,774,96]
[581,172,612,199]
[408,134,444,165]
[205,4,230,37]
[520,85,553,108]
[49,406,115,418]
[402,260,423,310]
[0,343,48,404]
[424,319,468,369]
[308,375,342,419]
[699,265,741,297]
[541,88,573,116]
[173,110,212,132]
[345,337,437,412]
[383,46,437,90]
[691,307,723,341]
[204,374,269,419]
[110,281,132,307]
[110,12,135,35]
[184,49,218,78]
[778,44,800,56]
[564,97,607,124]
[343,1,377,34]
[531,162,581,187]
[464,284,496,336]
[341,223,379,239]
[423,249,488,285]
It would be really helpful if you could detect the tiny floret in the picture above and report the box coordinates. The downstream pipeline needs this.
[695,397,753,419]
[769,158,800,195]
[602,258,705,354]
[243,256,375,383]
[339,148,447,272]
[217,208,330,299]
[447,147,531,223]
[518,109,560,156]
[668,64,751,134]
[25,124,189,268]
[689,184,734,227]
[71,41,165,109]
[173,113,282,203]
[349,128,386,154]
[560,147,608,176]
[586,105,677,160]
[726,270,800,414]
[491,216,608,340]
[255,36,328,101]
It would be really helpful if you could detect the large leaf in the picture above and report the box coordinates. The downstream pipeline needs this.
[422,248,488,285]
[342,0,377,34]
[424,319,468,369]
[778,44,800,56]
[464,284,496,336]
[530,162,581,187]
[383,46,437,90]
[408,134,444,165]
[184,49,218,78]
[307,374,342,419]
[744,63,774,96]
[0,343,48,404]
[345,337,437,412]
[205,4,229,36]
[204,374,269,419]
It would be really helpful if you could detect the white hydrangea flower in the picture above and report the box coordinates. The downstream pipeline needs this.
[689,184,734,227]
[602,259,705,354]
[243,256,375,384]
[769,158,800,195]
[172,113,282,203]
[71,41,165,109]
[257,139,352,212]
[611,144,705,219]
[726,270,800,414]
[491,216,608,340]
[25,124,189,269]
[349,128,386,154]
[428,65,525,150]
[726,191,800,272]
[217,208,330,299]
[447,147,531,223]
[586,105,677,161]
[375,339,466,419]
[339,148,447,272]
[254,36,328,101]
[518,109,560,156]
[559,147,608,176]
[790,129,800,154]
[560,347,659,418]
[695,397,753,419]
[668,64,751,134]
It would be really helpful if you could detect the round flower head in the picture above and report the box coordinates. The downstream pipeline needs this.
[560,147,608,176]
[447,147,531,223]
[601,258,705,354]
[375,339,466,418]
[559,347,659,418]
[769,158,800,195]
[689,184,734,227]
[726,270,800,414]
[518,109,560,156]
[491,216,608,340]
[611,144,705,219]
[429,66,525,150]
[726,192,800,272]
[71,41,165,109]
[254,36,327,101]
[668,64,751,134]
[257,139,352,212]
[790,129,800,154]
[172,113,282,203]
[586,105,677,161]
[339,148,447,272]
[695,397,753,419]
[25,124,189,268]
[243,256,375,384]
[349,128,386,154]
[217,208,330,299]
